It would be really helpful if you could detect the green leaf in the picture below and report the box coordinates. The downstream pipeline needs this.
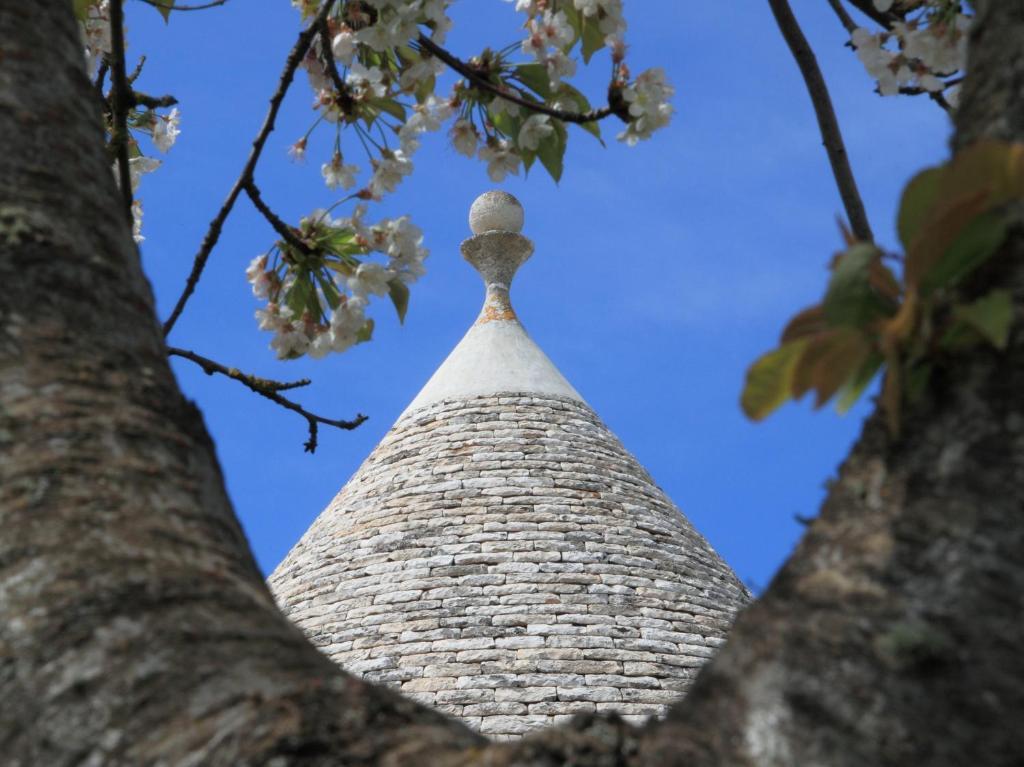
[580,16,605,63]
[537,119,567,183]
[356,318,375,344]
[320,228,364,257]
[740,340,808,421]
[551,83,603,143]
[514,64,553,99]
[369,98,407,123]
[488,103,522,142]
[315,272,341,311]
[920,212,1008,296]
[554,82,590,112]
[580,120,603,143]
[823,243,891,326]
[835,352,884,413]
[387,278,410,324]
[285,276,318,319]
[897,167,942,250]
[414,73,435,104]
[73,0,92,21]
[955,290,1013,349]
[521,147,537,173]
[144,0,174,22]
[561,3,583,50]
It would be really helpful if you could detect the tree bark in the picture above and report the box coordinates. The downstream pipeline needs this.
[0,1,1021,766]
[635,2,1024,764]
[0,3,481,765]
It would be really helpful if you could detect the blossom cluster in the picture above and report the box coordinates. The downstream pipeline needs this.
[246,207,428,360]
[850,0,971,105]
[290,0,673,202]
[292,0,455,201]
[615,67,674,146]
[271,0,674,357]
[77,0,181,242]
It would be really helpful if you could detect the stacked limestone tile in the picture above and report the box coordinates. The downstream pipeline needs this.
[269,191,750,739]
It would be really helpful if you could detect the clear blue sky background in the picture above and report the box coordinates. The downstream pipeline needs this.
[131,0,950,591]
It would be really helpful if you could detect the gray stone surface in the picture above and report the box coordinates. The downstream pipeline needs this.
[269,393,750,738]
[469,189,524,234]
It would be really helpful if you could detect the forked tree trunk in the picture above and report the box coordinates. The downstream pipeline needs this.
[0,1,1021,766]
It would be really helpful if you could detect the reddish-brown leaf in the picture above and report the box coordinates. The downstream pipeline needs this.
[781,305,827,344]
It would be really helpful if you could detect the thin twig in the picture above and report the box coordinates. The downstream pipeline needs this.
[168,347,366,452]
[416,35,617,125]
[162,0,337,337]
[168,347,312,391]
[767,0,874,242]
[826,0,858,33]
[137,0,231,12]
[133,91,179,109]
[127,55,146,85]
[897,85,953,112]
[244,179,314,255]
[108,0,134,222]
[315,18,357,115]
[844,0,899,28]
[94,60,109,95]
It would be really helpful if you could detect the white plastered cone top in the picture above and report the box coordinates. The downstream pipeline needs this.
[400,190,582,418]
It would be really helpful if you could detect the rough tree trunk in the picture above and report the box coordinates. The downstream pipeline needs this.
[1,1,1021,766]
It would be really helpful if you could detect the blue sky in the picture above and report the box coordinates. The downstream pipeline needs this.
[131,0,950,591]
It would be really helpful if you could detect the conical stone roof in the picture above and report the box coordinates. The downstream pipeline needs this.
[269,191,750,739]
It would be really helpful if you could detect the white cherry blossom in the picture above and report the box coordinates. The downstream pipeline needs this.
[346,62,387,100]
[450,119,479,158]
[478,140,520,182]
[347,262,392,298]
[321,153,359,190]
[331,29,357,65]
[246,255,273,299]
[518,114,553,151]
[616,67,674,145]
[368,150,413,197]
[152,108,180,153]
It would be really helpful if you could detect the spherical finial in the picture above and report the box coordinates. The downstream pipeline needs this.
[469,190,524,234]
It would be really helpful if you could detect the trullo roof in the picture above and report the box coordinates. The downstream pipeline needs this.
[269,191,750,739]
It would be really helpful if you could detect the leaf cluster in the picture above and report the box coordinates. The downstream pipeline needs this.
[742,140,1022,434]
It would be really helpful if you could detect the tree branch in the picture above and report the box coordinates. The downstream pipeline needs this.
[108,0,133,222]
[161,0,336,337]
[767,0,874,242]
[168,347,366,452]
[315,18,357,115]
[827,0,858,33]
[415,35,618,125]
[243,179,314,256]
[127,54,146,85]
[844,0,900,28]
[133,91,179,109]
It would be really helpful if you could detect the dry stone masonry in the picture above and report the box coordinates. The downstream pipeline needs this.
[269,192,750,739]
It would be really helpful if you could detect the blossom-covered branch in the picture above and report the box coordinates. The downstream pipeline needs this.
[168,346,366,452]
[78,0,182,243]
[161,0,337,337]
[845,0,971,107]
[414,34,616,125]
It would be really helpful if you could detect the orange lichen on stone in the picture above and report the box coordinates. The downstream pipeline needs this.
[476,302,517,324]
